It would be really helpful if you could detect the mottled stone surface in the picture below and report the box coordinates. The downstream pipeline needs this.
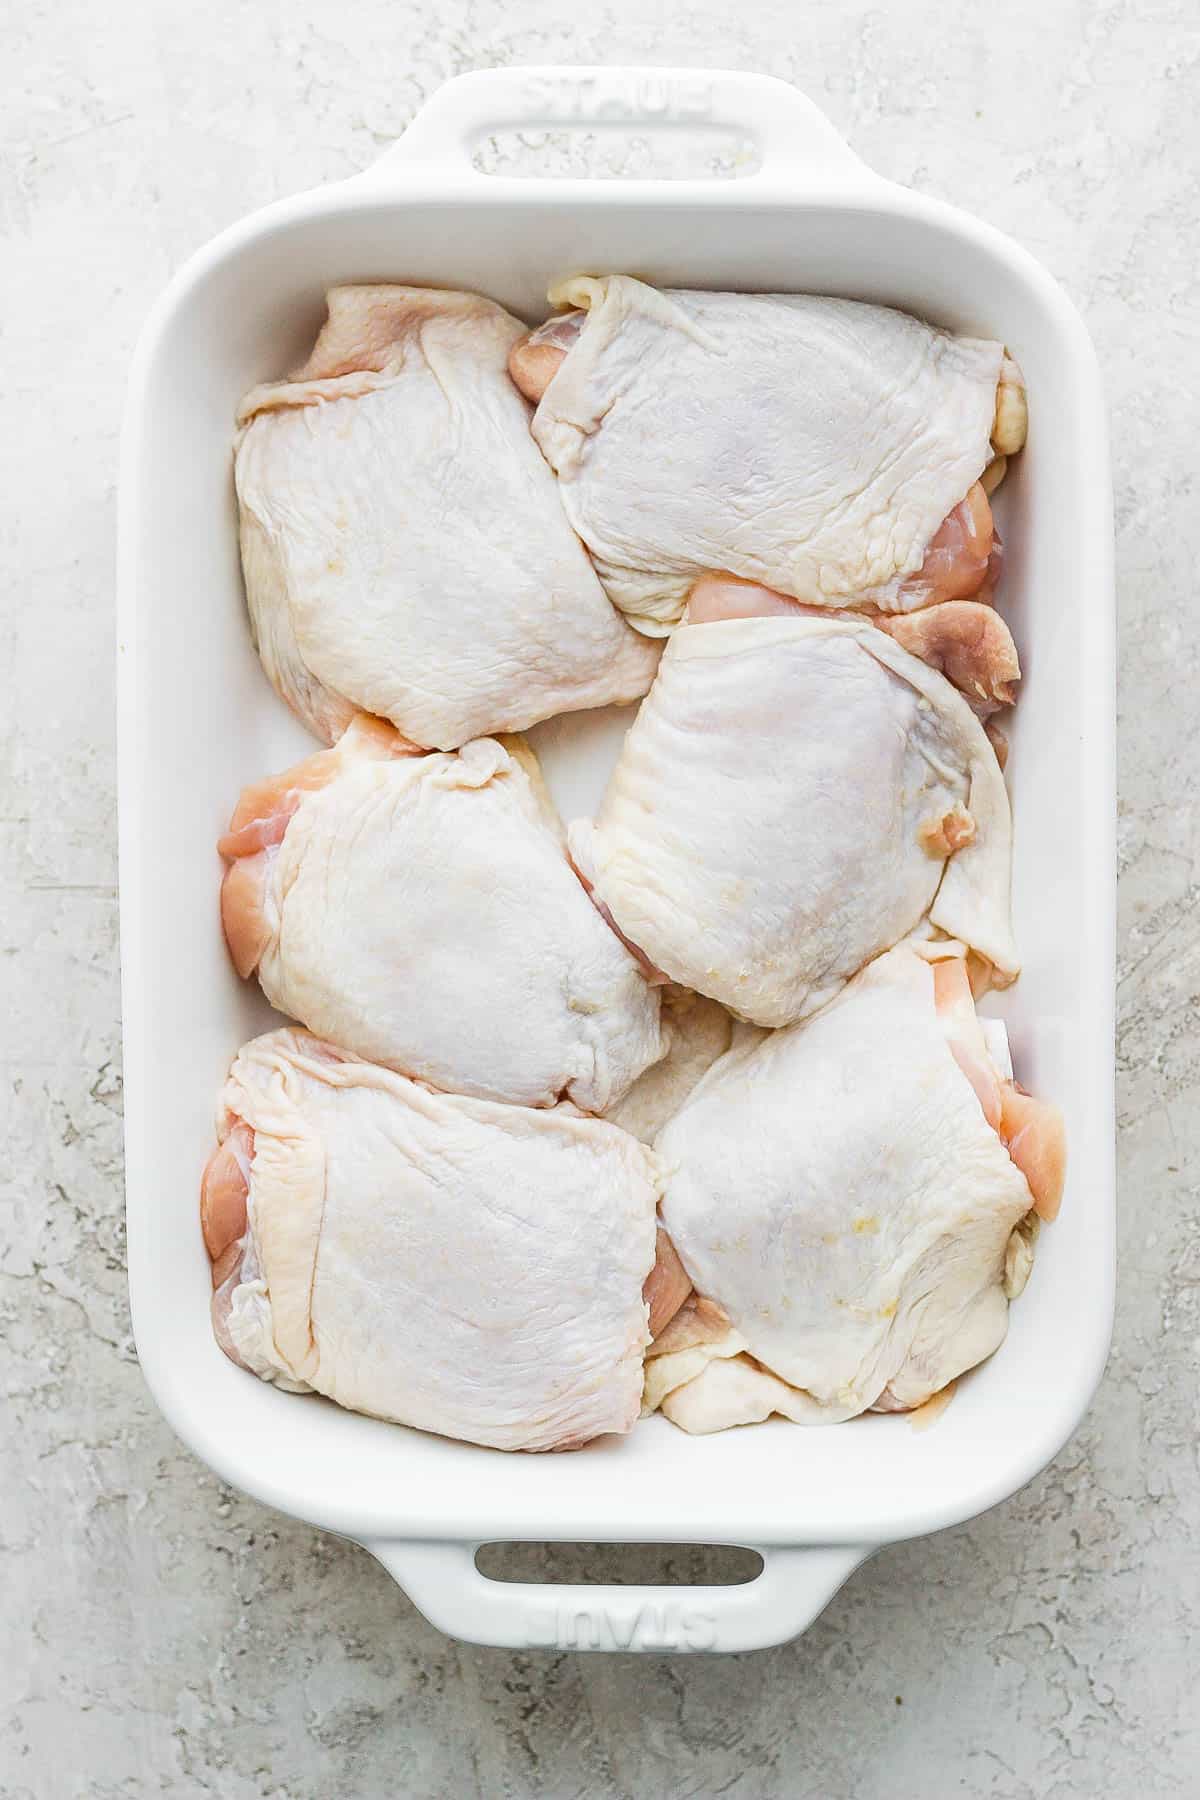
[2,1,1190,1793]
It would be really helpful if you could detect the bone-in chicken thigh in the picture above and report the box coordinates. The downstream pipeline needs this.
[219,717,664,1111]
[646,944,1064,1433]
[201,1029,664,1451]
[510,277,1025,633]
[569,615,1018,1029]
[235,285,659,748]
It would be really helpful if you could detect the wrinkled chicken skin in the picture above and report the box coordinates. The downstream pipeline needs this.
[513,313,1029,475]
[204,1122,689,1358]
[569,855,671,986]
[235,285,659,750]
[512,314,1029,473]
[217,714,415,861]
[609,989,766,1145]
[687,572,1020,714]
[519,322,1003,618]
[641,1294,746,1418]
[218,720,665,1112]
[645,944,1062,1434]
[570,615,1018,1030]
[200,1029,661,1451]
[509,282,1025,631]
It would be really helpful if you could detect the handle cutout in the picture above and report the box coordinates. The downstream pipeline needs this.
[475,1541,763,1587]
[472,127,761,183]
[360,68,872,196]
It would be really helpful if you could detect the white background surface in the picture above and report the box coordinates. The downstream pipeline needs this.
[3,1,1192,1794]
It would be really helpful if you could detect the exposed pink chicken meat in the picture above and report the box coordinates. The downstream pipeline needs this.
[880,601,1019,713]
[642,1228,694,1339]
[897,483,996,607]
[686,572,1020,715]
[928,957,1064,1222]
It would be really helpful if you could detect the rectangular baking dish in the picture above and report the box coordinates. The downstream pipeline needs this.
[118,67,1115,1654]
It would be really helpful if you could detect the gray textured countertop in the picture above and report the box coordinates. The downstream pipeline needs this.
[5,2,1190,1793]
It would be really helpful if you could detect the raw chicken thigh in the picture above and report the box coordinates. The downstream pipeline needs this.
[235,285,659,749]
[200,1028,668,1451]
[219,716,664,1111]
[569,615,1018,1029]
[510,277,1026,633]
[645,944,1065,1433]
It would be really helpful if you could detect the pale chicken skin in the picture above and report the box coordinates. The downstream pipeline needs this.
[509,278,1026,634]
[686,571,1020,717]
[200,1029,668,1452]
[608,987,766,1145]
[569,615,1018,1029]
[235,285,659,749]
[198,272,1057,1458]
[219,718,665,1112]
[645,944,1065,1434]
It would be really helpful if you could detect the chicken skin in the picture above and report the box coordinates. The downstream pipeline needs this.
[236,285,659,749]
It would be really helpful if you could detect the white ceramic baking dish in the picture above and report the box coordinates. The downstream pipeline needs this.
[118,67,1115,1654]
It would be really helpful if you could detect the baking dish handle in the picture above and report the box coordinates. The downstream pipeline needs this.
[370,1539,872,1653]
[359,66,872,192]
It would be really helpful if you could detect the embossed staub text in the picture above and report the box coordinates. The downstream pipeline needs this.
[522,1601,719,1652]
[519,74,715,125]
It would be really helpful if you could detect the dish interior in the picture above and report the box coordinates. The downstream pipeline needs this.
[122,188,1113,1548]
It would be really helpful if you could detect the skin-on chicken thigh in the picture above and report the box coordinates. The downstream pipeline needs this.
[200,1028,674,1452]
[645,944,1064,1434]
[509,278,1026,634]
[569,615,1018,1030]
[219,717,665,1112]
[235,285,659,749]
